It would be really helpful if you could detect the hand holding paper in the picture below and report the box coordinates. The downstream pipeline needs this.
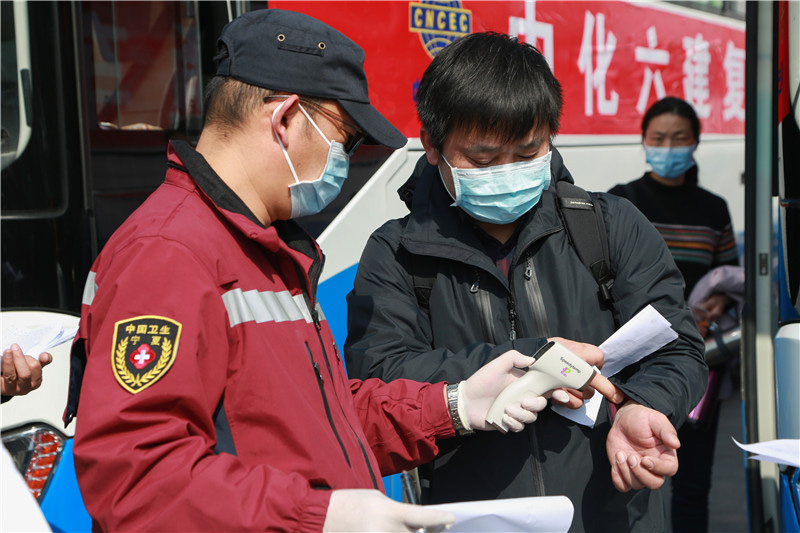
[483,341,622,433]
[323,489,455,532]
[546,337,623,409]
[552,305,679,427]
[1,344,53,397]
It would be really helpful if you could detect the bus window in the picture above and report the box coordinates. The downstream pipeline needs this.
[79,1,204,248]
[1,1,82,310]
[1,1,33,171]
[1,1,68,218]
[87,1,203,134]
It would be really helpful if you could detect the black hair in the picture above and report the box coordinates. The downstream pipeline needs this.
[641,96,701,142]
[416,32,563,151]
[202,76,326,135]
[202,76,276,131]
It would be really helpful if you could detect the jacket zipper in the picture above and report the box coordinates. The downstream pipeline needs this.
[510,253,547,496]
[289,227,379,486]
[470,269,499,344]
[506,294,518,341]
[311,310,379,489]
[305,342,351,468]
[523,255,551,337]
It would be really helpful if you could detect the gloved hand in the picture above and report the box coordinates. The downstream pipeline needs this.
[323,489,455,532]
[459,343,623,433]
[459,350,542,432]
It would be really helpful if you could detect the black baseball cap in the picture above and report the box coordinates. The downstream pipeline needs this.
[216,9,406,150]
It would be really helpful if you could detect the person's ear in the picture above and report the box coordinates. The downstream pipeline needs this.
[420,128,440,166]
[270,94,301,148]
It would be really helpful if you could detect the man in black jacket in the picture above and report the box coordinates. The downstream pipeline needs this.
[344,32,707,532]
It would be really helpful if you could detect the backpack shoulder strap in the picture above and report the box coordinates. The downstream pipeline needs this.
[555,181,615,306]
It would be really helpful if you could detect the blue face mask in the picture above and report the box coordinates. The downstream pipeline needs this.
[440,151,552,224]
[644,143,697,179]
[274,103,349,219]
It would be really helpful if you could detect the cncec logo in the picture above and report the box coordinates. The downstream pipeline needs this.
[409,1,472,59]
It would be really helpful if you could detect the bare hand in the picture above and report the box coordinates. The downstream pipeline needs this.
[547,337,624,409]
[323,489,455,532]
[693,294,732,337]
[1,344,52,396]
[606,401,680,492]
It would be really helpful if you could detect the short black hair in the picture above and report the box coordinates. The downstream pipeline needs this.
[202,77,328,134]
[202,76,275,131]
[416,32,563,151]
[641,96,701,142]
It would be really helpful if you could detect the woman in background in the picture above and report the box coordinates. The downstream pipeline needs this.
[609,96,739,533]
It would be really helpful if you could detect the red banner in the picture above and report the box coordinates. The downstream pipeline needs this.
[272,1,745,137]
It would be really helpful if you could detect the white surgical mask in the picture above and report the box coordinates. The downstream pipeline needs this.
[273,102,349,219]
[440,151,552,224]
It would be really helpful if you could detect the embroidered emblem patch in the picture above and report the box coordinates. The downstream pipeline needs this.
[111,316,181,394]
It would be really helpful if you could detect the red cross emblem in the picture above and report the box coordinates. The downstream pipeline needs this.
[130,344,156,369]
[112,316,182,394]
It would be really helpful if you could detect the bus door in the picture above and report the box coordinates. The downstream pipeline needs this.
[743,2,800,532]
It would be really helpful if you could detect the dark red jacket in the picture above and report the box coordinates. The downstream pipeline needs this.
[68,142,454,531]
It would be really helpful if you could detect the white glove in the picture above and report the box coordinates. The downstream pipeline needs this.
[323,489,455,532]
[460,350,546,432]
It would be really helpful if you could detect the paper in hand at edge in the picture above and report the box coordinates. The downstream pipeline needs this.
[732,437,800,468]
[426,495,574,533]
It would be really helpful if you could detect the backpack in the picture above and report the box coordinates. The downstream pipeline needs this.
[408,181,615,312]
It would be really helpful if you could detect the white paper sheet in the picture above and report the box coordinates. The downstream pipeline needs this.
[2,320,78,355]
[427,495,573,532]
[733,438,800,468]
[552,305,678,427]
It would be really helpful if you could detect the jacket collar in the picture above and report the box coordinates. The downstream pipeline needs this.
[169,140,264,226]
[166,141,323,293]
[398,146,571,271]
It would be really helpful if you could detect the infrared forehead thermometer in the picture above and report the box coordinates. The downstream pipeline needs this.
[486,341,597,433]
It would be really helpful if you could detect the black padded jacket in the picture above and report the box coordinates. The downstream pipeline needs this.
[344,148,707,532]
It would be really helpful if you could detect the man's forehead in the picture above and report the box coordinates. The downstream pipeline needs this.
[450,125,551,151]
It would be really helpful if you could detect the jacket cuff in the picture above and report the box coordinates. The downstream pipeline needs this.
[297,488,332,531]
[422,382,457,439]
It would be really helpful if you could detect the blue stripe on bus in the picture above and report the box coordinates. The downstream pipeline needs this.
[40,439,91,532]
[317,263,403,502]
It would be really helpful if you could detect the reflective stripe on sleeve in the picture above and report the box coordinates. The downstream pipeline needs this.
[82,271,98,306]
[222,288,322,327]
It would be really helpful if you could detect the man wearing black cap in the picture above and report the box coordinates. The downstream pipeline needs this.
[62,9,595,531]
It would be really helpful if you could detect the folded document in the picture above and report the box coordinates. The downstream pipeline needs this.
[2,320,78,355]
